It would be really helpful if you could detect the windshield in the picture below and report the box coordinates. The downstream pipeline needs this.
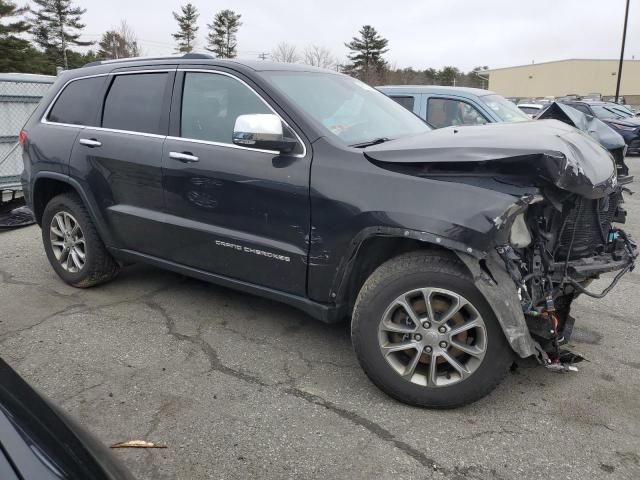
[261,71,430,145]
[609,105,634,118]
[591,105,628,120]
[481,94,530,122]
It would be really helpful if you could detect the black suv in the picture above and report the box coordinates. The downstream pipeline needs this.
[21,54,636,407]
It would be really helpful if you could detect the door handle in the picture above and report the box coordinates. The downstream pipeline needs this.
[79,138,102,148]
[169,151,199,163]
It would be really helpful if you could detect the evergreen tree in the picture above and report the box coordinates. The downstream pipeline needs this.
[438,66,460,86]
[0,0,31,72]
[172,3,198,53]
[344,25,389,84]
[98,22,139,60]
[206,9,241,58]
[30,0,93,70]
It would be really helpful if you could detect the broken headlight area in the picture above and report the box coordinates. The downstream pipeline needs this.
[497,185,637,364]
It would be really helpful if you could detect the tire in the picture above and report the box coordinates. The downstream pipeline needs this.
[351,251,513,408]
[41,193,119,288]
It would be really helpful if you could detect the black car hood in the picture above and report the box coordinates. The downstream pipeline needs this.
[364,119,617,199]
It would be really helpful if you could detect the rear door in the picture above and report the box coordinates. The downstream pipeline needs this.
[159,68,311,295]
[68,67,175,255]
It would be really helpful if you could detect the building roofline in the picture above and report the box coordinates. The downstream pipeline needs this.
[484,58,640,73]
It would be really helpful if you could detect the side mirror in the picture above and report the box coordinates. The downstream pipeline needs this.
[233,114,297,153]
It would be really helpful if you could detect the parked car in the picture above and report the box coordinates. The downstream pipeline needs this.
[0,358,135,480]
[560,100,640,155]
[517,103,546,118]
[21,55,636,408]
[377,85,530,128]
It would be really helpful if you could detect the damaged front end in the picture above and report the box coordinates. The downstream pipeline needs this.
[492,175,636,368]
[366,119,637,367]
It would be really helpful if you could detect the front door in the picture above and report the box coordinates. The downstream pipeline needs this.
[160,69,311,295]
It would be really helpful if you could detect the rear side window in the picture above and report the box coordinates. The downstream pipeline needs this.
[47,77,104,126]
[102,73,168,135]
[389,96,415,112]
[180,72,271,144]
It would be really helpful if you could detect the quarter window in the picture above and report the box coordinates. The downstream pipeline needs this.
[47,77,105,126]
[180,72,271,144]
[102,73,168,135]
[390,96,415,112]
[427,98,488,128]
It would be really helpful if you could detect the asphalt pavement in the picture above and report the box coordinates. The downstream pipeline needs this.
[1,161,639,480]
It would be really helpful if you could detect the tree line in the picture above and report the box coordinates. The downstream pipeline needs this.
[0,0,488,88]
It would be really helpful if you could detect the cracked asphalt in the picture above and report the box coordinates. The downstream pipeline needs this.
[2,162,640,480]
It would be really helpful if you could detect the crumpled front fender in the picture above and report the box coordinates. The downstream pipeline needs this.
[455,250,538,358]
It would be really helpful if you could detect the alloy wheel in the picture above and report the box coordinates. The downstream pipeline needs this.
[378,287,487,387]
[50,211,86,273]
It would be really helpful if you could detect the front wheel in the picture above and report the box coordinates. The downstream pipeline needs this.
[351,252,513,408]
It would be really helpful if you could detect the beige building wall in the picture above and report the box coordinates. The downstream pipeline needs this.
[486,59,640,100]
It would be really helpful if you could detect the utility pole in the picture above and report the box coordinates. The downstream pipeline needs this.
[258,52,269,61]
[615,0,631,103]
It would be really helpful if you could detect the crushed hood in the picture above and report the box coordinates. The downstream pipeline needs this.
[536,102,627,152]
[364,119,617,199]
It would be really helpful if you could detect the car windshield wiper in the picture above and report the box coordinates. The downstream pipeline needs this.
[349,137,391,148]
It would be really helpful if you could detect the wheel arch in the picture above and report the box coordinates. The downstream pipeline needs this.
[332,227,484,317]
[32,172,114,247]
[333,227,538,359]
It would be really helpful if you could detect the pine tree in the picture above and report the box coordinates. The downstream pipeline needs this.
[206,9,241,58]
[0,0,32,72]
[98,31,125,59]
[98,22,140,60]
[172,3,198,53]
[30,0,93,70]
[344,25,389,84]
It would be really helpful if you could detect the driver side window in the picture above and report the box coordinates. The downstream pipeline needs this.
[427,98,488,128]
[181,72,271,144]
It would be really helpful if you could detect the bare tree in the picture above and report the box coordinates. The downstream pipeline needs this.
[117,19,140,57]
[303,45,337,70]
[271,42,299,63]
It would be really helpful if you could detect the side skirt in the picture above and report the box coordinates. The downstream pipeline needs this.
[109,248,346,324]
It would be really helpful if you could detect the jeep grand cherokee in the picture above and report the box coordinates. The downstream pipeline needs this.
[20,54,636,408]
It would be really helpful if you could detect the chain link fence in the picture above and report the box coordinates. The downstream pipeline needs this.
[0,73,55,195]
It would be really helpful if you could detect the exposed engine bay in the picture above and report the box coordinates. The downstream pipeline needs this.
[496,183,636,368]
[365,118,637,368]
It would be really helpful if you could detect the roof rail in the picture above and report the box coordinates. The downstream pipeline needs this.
[83,53,215,68]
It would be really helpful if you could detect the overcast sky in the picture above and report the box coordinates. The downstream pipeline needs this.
[77,0,639,71]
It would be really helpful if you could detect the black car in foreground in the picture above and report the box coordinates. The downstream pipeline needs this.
[0,358,134,479]
[20,54,636,407]
[562,100,640,155]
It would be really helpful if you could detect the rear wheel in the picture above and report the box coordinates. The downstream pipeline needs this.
[42,193,119,288]
[351,252,513,408]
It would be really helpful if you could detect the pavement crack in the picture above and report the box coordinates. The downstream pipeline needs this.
[283,387,440,472]
[145,300,269,388]
[59,381,105,405]
[0,303,87,340]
